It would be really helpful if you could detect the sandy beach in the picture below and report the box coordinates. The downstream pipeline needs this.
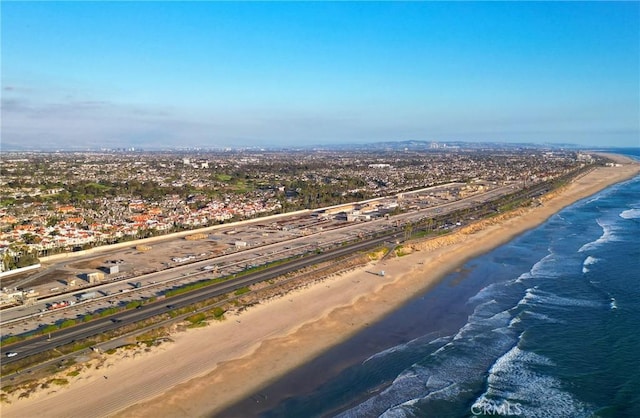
[2,155,638,418]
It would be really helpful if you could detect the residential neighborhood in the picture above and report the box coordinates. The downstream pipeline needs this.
[0,145,593,271]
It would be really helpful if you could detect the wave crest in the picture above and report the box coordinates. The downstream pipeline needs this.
[582,256,600,274]
[473,346,595,418]
[620,208,640,219]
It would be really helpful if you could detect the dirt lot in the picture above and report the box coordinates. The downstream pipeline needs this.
[1,237,228,299]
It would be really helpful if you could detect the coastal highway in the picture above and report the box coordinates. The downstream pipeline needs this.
[1,230,403,363]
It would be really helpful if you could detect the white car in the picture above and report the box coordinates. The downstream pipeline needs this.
[6,352,18,357]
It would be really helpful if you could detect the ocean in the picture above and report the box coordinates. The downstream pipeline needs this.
[221,151,640,418]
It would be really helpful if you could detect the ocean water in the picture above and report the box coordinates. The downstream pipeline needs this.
[222,152,640,418]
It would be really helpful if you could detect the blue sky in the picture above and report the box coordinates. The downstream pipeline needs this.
[2,1,639,150]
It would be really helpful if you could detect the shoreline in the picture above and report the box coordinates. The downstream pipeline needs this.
[2,156,638,418]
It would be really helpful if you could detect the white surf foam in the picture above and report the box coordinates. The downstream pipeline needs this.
[453,301,514,342]
[467,283,502,304]
[340,329,516,417]
[474,346,595,418]
[585,195,603,204]
[522,310,563,324]
[339,288,526,417]
[620,208,640,219]
[509,316,522,327]
[363,334,450,364]
[579,218,619,252]
[379,404,413,418]
[529,253,561,278]
[582,256,600,274]
[515,272,532,283]
[340,279,564,417]
[520,288,602,309]
[362,344,407,365]
[380,382,465,417]
[583,256,599,266]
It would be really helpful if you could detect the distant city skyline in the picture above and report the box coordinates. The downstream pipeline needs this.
[2,1,639,150]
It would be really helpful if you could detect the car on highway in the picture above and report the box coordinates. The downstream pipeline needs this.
[6,352,18,357]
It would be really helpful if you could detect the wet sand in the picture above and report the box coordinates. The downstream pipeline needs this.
[2,155,638,418]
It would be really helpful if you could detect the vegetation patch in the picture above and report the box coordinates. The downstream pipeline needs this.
[49,378,69,386]
[59,319,77,329]
[0,335,24,346]
[165,277,226,297]
[125,300,143,309]
[234,286,250,296]
[211,306,226,320]
[1,384,17,394]
[394,246,411,257]
[135,328,169,344]
[215,173,232,182]
[186,312,207,327]
[367,247,388,261]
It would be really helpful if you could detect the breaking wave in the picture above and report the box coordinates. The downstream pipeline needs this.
[582,256,600,274]
[578,219,620,252]
[473,346,595,418]
[619,208,640,219]
[519,287,603,309]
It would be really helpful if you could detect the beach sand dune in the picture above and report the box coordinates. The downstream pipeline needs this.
[2,157,638,418]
